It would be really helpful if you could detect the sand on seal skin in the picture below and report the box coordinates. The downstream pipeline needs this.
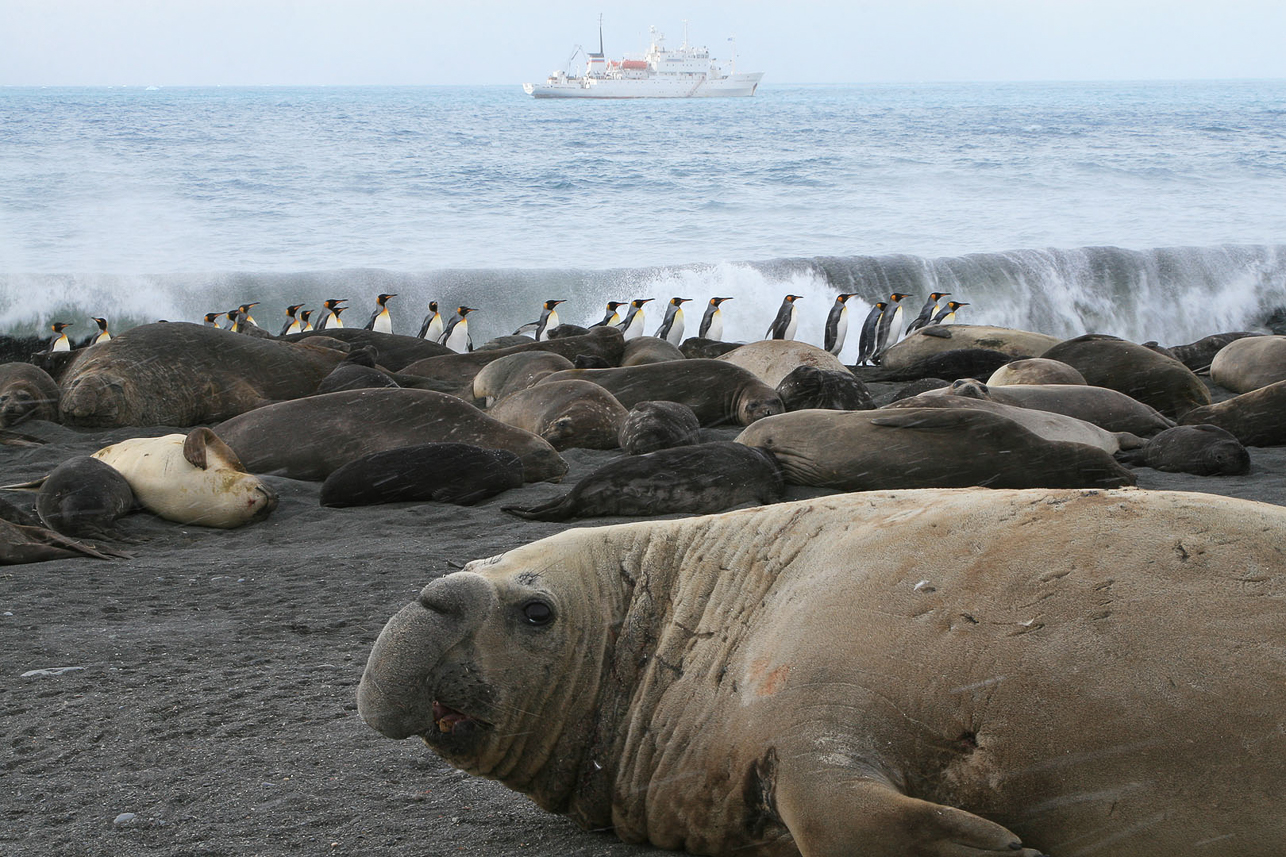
[1,379,1284,856]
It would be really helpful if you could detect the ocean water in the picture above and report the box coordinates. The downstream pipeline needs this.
[3,81,1285,361]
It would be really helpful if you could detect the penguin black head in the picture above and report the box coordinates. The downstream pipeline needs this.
[93,317,109,330]
[286,304,305,316]
[607,301,625,311]
[835,293,857,303]
[51,322,73,333]
[875,302,888,312]
[203,312,222,325]
[711,296,733,306]
[888,293,911,303]
[931,292,950,302]
[238,302,259,314]
[377,293,397,305]
[299,310,314,324]
[632,298,654,308]
[459,306,478,316]
[429,300,439,312]
[670,297,692,306]
[949,301,969,310]
[786,295,802,303]
[324,299,347,310]
[544,300,567,310]
[331,306,348,321]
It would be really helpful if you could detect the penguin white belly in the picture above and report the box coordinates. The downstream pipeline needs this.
[829,311,849,355]
[664,310,685,345]
[783,308,799,341]
[425,316,444,342]
[705,311,723,341]
[622,313,645,341]
[52,336,70,352]
[886,306,905,345]
[443,320,470,352]
[373,311,392,334]
[285,320,302,336]
[93,332,112,345]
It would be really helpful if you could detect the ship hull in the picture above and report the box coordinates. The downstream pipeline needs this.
[524,72,763,99]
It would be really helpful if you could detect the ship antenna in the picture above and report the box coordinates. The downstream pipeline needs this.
[596,13,604,58]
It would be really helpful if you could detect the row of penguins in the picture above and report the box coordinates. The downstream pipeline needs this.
[40,292,968,363]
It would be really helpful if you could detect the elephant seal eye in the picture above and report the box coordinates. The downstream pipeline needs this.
[522,600,554,626]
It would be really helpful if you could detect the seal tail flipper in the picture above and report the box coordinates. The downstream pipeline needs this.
[500,495,576,522]
[0,476,48,491]
[1115,446,1149,467]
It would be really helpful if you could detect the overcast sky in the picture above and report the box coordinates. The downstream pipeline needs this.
[3,0,1285,86]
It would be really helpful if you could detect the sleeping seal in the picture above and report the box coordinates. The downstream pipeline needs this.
[617,401,702,455]
[1178,379,1286,447]
[487,380,627,451]
[1116,424,1250,476]
[0,362,60,427]
[320,443,524,507]
[35,456,135,539]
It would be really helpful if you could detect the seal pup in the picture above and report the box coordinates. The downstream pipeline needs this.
[653,297,691,345]
[360,487,1286,857]
[698,296,732,340]
[279,304,306,336]
[48,322,73,352]
[776,365,874,411]
[364,293,398,334]
[502,441,785,521]
[533,299,566,341]
[0,362,60,427]
[617,400,702,454]
[823,293,857,356]
[930,299,968,324]
[616,298,653,341]
[1179,379,1286,447]
[765,294,801,340]
[736,407,1135,490]
[418,301,443,341]
[590,301,626,328]
[439,306,476,353]
[1116,424,1250,476]
[320,443,524,507]
[91,427,278,528]
[904,291,949,335]
[855,300,886,366]
[34,455,136,540]
[487,379,627,451]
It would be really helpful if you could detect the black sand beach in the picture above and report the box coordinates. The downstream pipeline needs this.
[3,379,1283,857]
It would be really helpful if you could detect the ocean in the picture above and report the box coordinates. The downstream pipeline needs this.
[3,81,1284,361]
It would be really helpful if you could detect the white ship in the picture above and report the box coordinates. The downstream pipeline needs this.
[523,21,763,99]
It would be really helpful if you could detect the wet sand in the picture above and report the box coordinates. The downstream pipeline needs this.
[3,380,1283,857]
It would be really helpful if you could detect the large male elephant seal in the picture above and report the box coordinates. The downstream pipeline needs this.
[0,362,60,427]
[487,380,627,451]
[1209,334,1286,392]
[879,325,1061,371]
[1041,334,1211,418]
[319,443,524,507]
[735,408,1135,490]
[359,488,1286,857]
[91,428,278,528]
[58,322,347,427]
[214,388,567,482]
[1178,379,1286,447]
[540,360,783,427]
[502,441,784,521]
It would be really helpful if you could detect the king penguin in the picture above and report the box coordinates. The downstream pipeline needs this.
[855,301,887,367]
[590,301,626,328]
[279,304,306,336]
[931,301,969,325]
[316,299,347,331]
[236,303,260,327]
[49,322,73,352]
[534,300,566,341]
[823,294,857,356]
[904,292,949,336]
[765,295,802,341]
[329,306,348,329]
[872,293,913,364]
[364,293,397,333]
[439,306,476,353]
[91,317,111,345]
[616,299,653,341]
[225,309,246,333]
[653,297,691,345]
[698,297,733,340]
[418,301,443,341]
[299,309,315,332]
[203,312,224,328]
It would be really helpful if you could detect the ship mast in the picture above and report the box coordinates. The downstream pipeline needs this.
[589,13,605,61]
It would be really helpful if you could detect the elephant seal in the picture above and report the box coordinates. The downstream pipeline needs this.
[59,322,347,427]
[472,352,575,407]
[320,443,524,507]
[1210,334,1286,392]
[985,357,1086,386]
[35,456,135,539]
[621,336,685,366]
[924,378,1175,437]
[888,377,950,403]
[1164,331,1260,372]
[487,380,627,451]
[1116,424,1250,476]
[679,337,743,360]
[502,441,784,521]
[314,347,401,394]
[477,334,537,351]
[1041,334,1211,418]
[716,340,848,388]
[215,388,567,482]
[736,408,1135,490]
[862,348,1015,383]
[879,324,1061,371]
[775,365,873,411]
[91,428,278,528]
[540,360,783,427]
[617,401,701,455]
[1179,379,1286,447]
[885,389,1133,454]
[287,328,452,370]
[0,496,127,563]
[360,487,1286,856]
[0,362,60,427]
[400,327,626,392]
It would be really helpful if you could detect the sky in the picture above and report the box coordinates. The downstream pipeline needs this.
[3,0,1285,86]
